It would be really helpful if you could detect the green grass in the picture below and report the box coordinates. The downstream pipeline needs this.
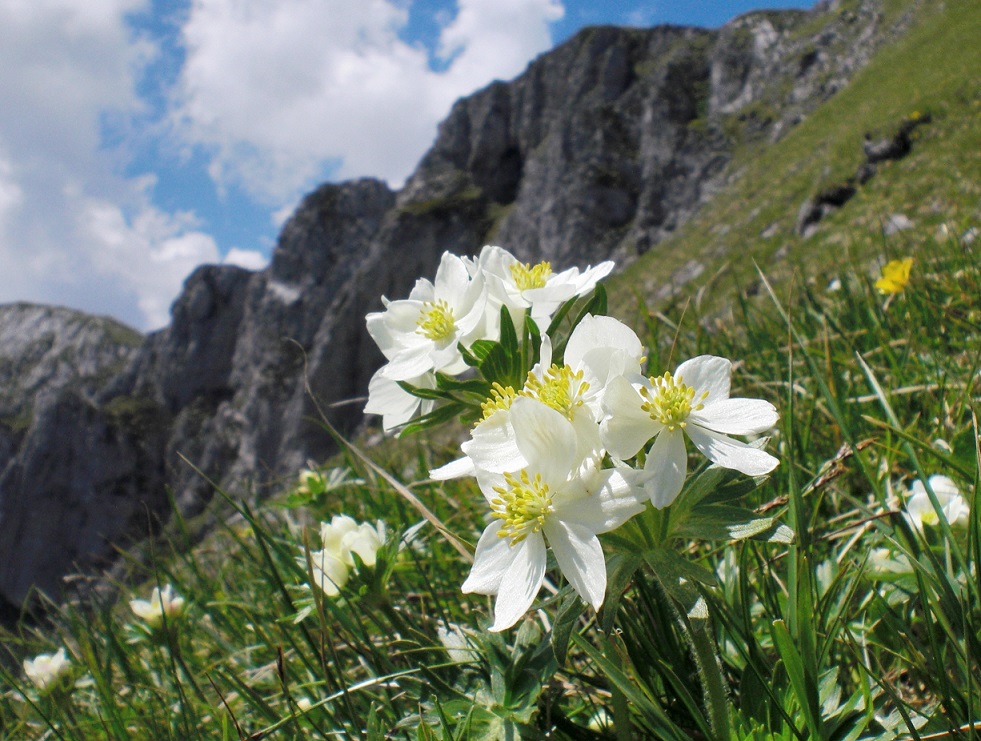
[3,220,978,740]
[2,1,981,738]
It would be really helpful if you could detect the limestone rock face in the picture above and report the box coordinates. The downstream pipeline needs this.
[0,0,910,610]
[0,304,143,605]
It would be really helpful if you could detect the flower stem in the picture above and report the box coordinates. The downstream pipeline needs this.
[602,632,633,741]
[688,618,731,740]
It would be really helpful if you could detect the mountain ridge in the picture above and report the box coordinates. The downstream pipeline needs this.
[0,0,935,613]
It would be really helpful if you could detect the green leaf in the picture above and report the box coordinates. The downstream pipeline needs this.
[461,339,499,366]
[397,381,458,402]
[771,619,824,739]
[472,343,509,387]
[545,295,580,337]
[398,402,467,436]
[521,313,541,382]
[433,373,492,396]
[584,282,608,317]
[498,304,519,357]
[644,547,719,618]
[571,633,691,740]
[600,551,643,633]
[550,590,585,666]
[673,504,794,543]
[671,465,768,520]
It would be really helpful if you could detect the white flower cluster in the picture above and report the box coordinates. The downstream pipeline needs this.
[364,246,780,631]
[303,515,386,597]
[365,245,614,431]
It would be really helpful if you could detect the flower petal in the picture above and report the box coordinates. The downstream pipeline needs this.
[573,261,615,292]
[556,469,647,533]
[686,425,779,476]
[675,355,731,402]
[691,398,779,436]
[429,455,476,480]
[565,315,644,392]
[564,315,642,372]
[433,251,471,304]
[644,429,687,508]
[490,535,546,632]
[462,410,527,474]
[461,521,514,595]
[364,369,424,430]
[381,344,437,380]
[600,375,657,459]
[509,398,577,483]
[545,519,606,610]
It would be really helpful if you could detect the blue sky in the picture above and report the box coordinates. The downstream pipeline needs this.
[0,0,810,330]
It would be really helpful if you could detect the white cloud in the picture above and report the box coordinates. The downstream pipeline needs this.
[223,247,268,271]
[0,0,222,330]
[76,195,221,328]
[0,0,569,332]
[172,0,564,204]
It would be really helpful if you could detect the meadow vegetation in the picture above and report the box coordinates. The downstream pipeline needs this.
[1,219,978,740]
[2,1,980,738]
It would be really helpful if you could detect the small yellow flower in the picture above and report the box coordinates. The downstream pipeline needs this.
[874,257,913,295]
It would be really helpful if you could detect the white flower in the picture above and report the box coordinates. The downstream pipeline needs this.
[366,251,487,380]
[364,368,436,432]
[305,515,387,597]
[601,355,779,507]
[471,245,614,330]
[868,547,913,574]
[307,548,350,598]
[430,314,644,481]
[462,398,647,632]
[23,648,71,692]
[904,475,969,530]
[130,584,186,629]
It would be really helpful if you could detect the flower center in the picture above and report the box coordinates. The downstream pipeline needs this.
[480,382,517,421]
[510,260,552,291]
[639,372,707,431]
[491,470,553,545]
[416,299,456,341]
[521,364,589,421]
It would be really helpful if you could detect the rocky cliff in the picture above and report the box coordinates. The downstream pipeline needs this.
[0,0,917,612]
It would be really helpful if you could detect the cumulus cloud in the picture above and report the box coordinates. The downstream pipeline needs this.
[0,0,567,331]
[0,0,222,330]
[172,0,564,204]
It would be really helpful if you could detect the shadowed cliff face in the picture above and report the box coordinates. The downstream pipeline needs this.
[0,0,910,610]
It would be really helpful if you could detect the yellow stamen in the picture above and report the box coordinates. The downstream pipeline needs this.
[491,470,552,545]
[480,382,518,421]
[416,299,455,341]
[510,260,552,291]
[639,372,708,431]
[521,364,590,421]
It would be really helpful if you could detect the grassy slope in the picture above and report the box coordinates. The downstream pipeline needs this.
[609,0,981,322]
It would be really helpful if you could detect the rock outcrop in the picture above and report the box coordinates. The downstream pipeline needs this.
[0,0,916,611]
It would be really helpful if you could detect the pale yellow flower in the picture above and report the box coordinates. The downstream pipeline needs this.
[130,584,186,629]
[23,648,71,692]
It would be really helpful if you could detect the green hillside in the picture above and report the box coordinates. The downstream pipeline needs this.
[2,0,980,738]
[611,0,980,320]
